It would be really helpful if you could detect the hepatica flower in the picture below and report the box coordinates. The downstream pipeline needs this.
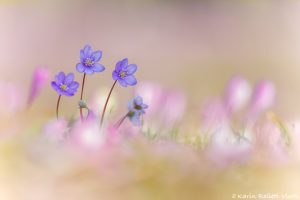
[51,72,79,119]
[100,58,138,127]
[76,45,105,75]
[115,96,148,128]
[127,96,148,126]
[51,72,79,96]
[112,58,137,87]
[76,45,105,121]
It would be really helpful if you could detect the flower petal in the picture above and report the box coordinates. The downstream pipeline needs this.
[134,96,143,105]
[91,51,102,62]
[121,58,128,67]
[128,100,134,110]
[142,104,148,109]
[76,63,85,73]
[64,73,74,85]
[112,71,119,80]
[124,75,137,86]
[55,72,65,84]
[129,115,142,126]
[125,64,137,75]
[67,88,77,95]
[80,50,86,62]
[63,90,74,96]
[92,63,105,72]
[118,78,128,87]
[83,45,92,57]
[51,81,59,91]
[84,68,94,75]
[51,81,64,96]
[115,60,123,72]
[68,82,79,90]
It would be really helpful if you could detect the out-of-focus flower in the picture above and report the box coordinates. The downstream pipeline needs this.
[223,75,251,115]
[0,82,25,117]
[200,98,227,132]
[135,82,164,115]
[112,58,137,87]
[248,80,276,119]
[51,72,79,96]
[289,120,300,161]
[27,67,50,107]
[160,90,186,124]
[206,126,253,167]
[42,119,69,143]
[70,120,104,151]
[252,121,288,164]
[135,82,186,129]
[76,45,105,75]
[128,96,148,126]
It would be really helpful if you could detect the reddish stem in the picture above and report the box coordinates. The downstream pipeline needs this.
[114,112,129,129]
[100,80,117,127]
[79,73,86,121]
[56,95,61,120]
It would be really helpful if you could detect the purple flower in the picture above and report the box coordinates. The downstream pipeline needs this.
[112,58,137,87]
[76,45,105,75]
[51,72,79,96]
[127,96,148,126]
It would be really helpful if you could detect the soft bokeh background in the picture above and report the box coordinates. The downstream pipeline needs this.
[1,0,300,118]
[2,1,300,200]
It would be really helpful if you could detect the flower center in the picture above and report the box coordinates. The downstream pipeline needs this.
[119,71,126,78]
[134,105,142,110]
[84,58,94,67]
[60,84,67,91]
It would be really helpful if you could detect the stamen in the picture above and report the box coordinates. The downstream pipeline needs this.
[60,84,67,91]
[134,105,142,110]
[119,71,126,78]
[84,58,94,67]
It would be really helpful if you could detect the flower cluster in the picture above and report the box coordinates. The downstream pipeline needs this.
[50,44,148,127]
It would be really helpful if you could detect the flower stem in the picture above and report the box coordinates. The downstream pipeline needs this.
[79,73,86,122]
[100,80,117,127]
[56,95,61,120]
[114,112,129,129]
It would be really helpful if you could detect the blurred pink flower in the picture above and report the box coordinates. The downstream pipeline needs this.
[42,119,69,143]
[248,80,276,120]
[206,127,253,167]
[136,82,186,127]
[69,120,104,152]
[0,82,24,117]
[135,81,164,116]
[161,89,186,124]
[223,75,251,115]
[105,124,122,146]
[200,98,227,132]
[288,120,300,162]
[252,121,288,164]
[27,67,50,107]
